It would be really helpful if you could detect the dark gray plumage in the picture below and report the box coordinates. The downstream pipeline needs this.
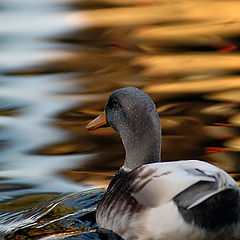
[105,87,161,170]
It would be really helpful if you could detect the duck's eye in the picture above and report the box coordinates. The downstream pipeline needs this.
[112,98,119,107]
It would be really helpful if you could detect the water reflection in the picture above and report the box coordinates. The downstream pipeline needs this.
[0,189,104,239]
[0,0,240,238]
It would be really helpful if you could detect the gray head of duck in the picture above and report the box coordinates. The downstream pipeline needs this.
[87,87,161,171]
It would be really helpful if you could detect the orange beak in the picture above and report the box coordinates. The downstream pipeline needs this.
[86,111,108,131]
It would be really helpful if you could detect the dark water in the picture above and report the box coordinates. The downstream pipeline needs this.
[1,0,240,238]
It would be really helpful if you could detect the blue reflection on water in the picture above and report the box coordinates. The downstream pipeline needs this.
[0,74,93,194]
[0,0,90,196]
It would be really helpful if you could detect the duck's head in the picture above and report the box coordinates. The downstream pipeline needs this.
[86,87,161,170]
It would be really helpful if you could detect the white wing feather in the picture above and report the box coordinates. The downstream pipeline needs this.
[131,160,238,208]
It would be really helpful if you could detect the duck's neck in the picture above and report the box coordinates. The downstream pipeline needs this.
[120,114,161,171]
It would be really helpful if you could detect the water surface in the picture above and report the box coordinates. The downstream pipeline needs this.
[0,0,240,238]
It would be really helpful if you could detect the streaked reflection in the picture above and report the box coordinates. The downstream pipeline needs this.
[230,114,240,126]
[0,0,240,238]
[0,189,104,239]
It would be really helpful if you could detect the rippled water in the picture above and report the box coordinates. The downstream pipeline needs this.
[0,0,240,238]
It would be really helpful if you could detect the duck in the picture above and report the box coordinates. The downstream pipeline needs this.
[86,87,240,240]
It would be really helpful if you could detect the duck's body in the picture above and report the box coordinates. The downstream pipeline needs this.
[87,87,240,240]
[97,161,240,240]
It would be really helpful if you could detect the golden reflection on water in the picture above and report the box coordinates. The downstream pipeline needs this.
[2,0,240,190]
[31,0,240,187]
[70,1,240,28]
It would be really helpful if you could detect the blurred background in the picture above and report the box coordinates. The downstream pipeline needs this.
[0,0,240,238]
